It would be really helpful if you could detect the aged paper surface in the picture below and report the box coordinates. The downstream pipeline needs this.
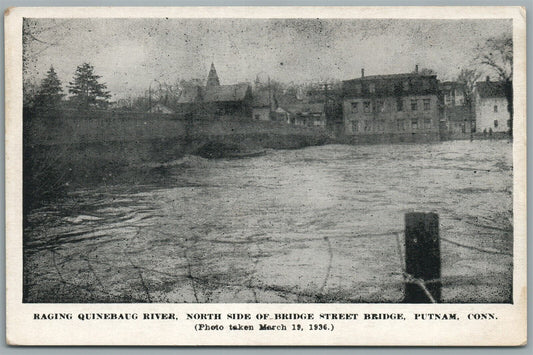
[5,6,526,345]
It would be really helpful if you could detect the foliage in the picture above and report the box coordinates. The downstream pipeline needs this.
[456,68,481,109]
[68,63,111,109]
[34,66,65,110]
[476,34,513,81]
[23,78,39,109]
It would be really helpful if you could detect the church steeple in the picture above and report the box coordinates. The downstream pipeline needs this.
[206,62,220,88]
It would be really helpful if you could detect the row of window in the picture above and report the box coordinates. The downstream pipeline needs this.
[351,79,432,95]
[351,118,432,132]
[350,98,431,113]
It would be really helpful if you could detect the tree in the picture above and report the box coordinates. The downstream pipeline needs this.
[23,78,39,109]
[34,66,64,110]
[476,34,513,136]
[68,63,111,109]
[456,68,481,109]
[23,19,70,108]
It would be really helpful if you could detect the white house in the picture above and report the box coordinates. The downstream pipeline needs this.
[474,79,511,133]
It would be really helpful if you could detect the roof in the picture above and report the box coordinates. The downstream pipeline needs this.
[441,81,466,90]
[148,103,173,113]
[476,81,508,98]
[342,72,439,98]
[343,72,436,83]
[206,63,220,88]
[282,103,324,115]
[204,83,250,103]
[177,86,201,104]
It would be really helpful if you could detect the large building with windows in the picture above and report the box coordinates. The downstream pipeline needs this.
[342,68,441,143]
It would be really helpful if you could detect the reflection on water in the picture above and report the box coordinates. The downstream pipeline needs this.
[24,141,513,303]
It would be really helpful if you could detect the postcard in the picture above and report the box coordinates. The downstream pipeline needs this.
[5,6,527,345]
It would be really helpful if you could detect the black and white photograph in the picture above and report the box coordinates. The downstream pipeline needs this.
[5,6,527,346]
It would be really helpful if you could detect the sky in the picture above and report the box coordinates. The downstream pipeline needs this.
[24,18,512,100]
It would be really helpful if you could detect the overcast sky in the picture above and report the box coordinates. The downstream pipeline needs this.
[24,18,512,99]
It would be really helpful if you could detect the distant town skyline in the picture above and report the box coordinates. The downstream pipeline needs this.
[24,18,512,99]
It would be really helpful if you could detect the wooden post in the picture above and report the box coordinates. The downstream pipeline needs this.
[404,212,441,303]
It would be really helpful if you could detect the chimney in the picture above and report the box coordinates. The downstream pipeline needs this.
[361,68,365,78]
[415,64,419,74]
[486,75,490,82]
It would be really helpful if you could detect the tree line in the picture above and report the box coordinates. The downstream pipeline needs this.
[26,63,111,111]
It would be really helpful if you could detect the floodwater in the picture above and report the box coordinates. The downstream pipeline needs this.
[24,140,513,303]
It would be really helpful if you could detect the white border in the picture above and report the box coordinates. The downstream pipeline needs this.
[5,6,527,346]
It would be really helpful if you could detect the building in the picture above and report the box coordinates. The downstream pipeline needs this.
[272,107,289,122]
[473,78,511,134]
[440,81,473,139]
[251,90,272,121]
[441,81,465,107]
[283,103,326,127]
[148,103,174,114]
[175,63,252,118]
[342,67,440,143]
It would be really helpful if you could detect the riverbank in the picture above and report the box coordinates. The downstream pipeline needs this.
[23,110,332,212]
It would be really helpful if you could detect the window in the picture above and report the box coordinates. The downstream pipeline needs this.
[363,101,371,113]
[351,120,359,132]
[374,100,384,112]
[422,79,430,90]
[411,119,418,129]
[369,83,376,93]
[351,102,359,113]
[364,120,372,131]
[494,105,498,112]
[494,120,498,128]
[411,99,418,111]
[397,119,405,131]
[355,84,362,94]
[424,118,432,129]
[378,121,385,131]
[423,99,431,111]
[396,98,403,111]
[254,114,260,120]
[403,80,409,91]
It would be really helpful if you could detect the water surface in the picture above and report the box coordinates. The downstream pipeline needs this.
[24,141,513,303]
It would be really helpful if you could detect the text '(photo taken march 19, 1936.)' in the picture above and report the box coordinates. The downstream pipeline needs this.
[5,6,526,346]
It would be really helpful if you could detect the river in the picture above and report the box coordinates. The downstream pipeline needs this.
[24,140,513,303]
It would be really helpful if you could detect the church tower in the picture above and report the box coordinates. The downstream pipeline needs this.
[206,62,220,88]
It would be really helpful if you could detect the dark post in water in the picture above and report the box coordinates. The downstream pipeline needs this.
[404,212,441,303]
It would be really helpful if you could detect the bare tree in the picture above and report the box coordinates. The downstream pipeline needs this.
[456,68,481,109]
[476,34,513,136]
